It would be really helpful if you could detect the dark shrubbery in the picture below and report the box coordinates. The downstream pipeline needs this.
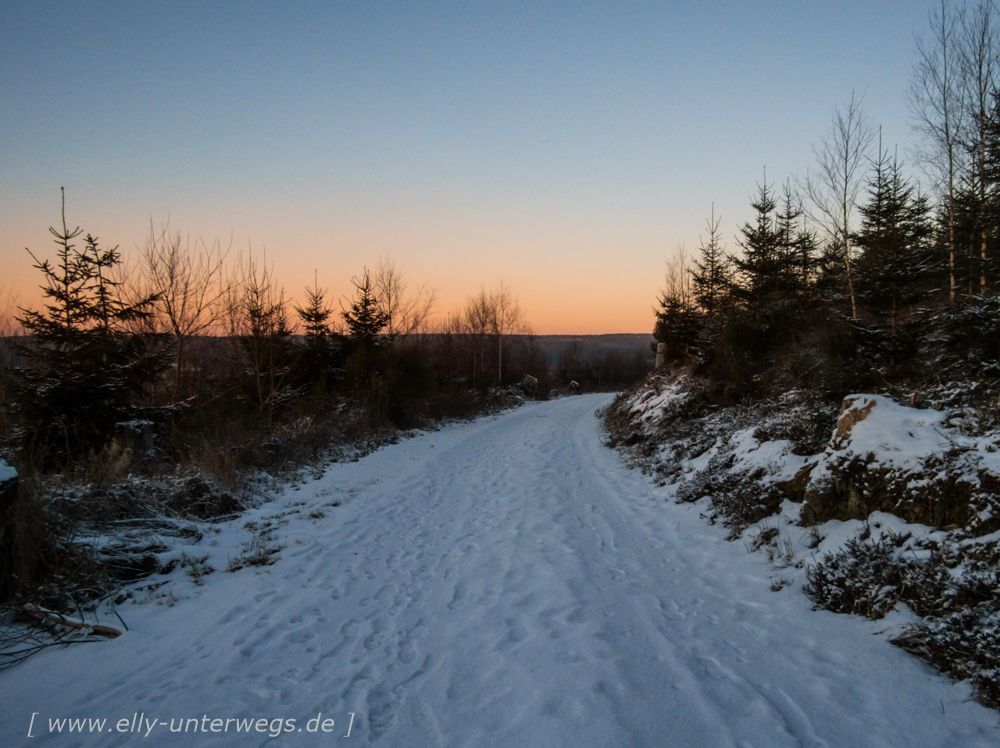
[804,534,909,619]
[0,203,560,614]
[894,604,1000,709]
[805,531,1000,708]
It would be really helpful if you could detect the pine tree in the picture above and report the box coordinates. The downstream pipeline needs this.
[731,179,785,318]
[293,276,343,388]
[775,181,816,298]
[854,150,934,335]
[978,87,1000,292]
[795,223,820,294]
[653,248,701,366]
[689,205,731,318]
[342,269,389,351]
[14,192,167,464]
[951,185,988,296]
[652,292,701,366]
[238,262,295,419]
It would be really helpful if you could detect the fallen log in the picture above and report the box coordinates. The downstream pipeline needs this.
[21,604,122,638]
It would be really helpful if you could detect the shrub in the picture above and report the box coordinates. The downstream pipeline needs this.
[806,529,1000,709]
[804,535,905,619]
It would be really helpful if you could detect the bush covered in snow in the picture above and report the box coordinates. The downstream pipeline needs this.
[805,527,1000,708]
[894,603,1000,709]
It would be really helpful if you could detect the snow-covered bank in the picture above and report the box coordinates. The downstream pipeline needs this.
[605,373,1000,712]
[1,394,996,746]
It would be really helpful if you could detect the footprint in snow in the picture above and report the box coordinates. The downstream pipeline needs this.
[495,617,529,651]
[657,598,686,622]
[447,582,467,610]
[697,655,734,682]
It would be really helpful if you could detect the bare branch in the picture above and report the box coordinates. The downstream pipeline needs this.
[908,0,966,302]
[373,255,437,342]
[134,221,234,398]
[803,91,876,317]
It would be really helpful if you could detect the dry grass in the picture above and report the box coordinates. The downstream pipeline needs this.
[0,481,106,612]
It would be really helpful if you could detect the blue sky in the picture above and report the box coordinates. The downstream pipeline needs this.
[2,1,931,333]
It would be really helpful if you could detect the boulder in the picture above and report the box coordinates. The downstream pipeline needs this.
[834,395,877,443]
[801,394,985,529]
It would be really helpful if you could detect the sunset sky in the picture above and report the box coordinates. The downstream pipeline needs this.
[3,1,929,334]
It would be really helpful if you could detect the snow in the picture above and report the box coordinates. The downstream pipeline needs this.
[803,394,958,495]
[796,394,1000,528]
[2,395,998,746]
[832,394,957,470]
[0,458,15,484]
[727,428,813,484]
[630,376,691,421]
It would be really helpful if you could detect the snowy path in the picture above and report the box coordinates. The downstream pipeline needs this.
[2,394,998,747]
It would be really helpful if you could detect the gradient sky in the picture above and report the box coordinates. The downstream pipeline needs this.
[2,1,933,334]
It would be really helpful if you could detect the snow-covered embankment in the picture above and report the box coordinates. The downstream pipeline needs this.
[606,373,1000,712]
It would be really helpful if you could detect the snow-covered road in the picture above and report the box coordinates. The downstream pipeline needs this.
[2,394,997,747]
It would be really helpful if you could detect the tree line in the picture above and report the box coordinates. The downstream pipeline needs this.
[654,0,1000,400]
[0,191,543,473]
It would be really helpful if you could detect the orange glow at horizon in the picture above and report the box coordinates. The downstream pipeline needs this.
[2,213,663,337]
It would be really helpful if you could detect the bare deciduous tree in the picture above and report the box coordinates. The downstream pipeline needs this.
[464,287,493,389]
[373,255,436,343]
[910,0,966,304]
[446,281,532,389]
[433,310,468,384]
[662,243,693,308]
[135,223,232,399]
[804,91,876,318]
[958,0,998,293]
[489,280,531,385]
[0,286,21,339]
[0,285,20,439]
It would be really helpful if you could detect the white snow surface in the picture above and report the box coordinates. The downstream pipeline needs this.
[821,394,958,472]
[629,378,691,422]
[2,395,997,747]
[801,393,1000,506]
[0,457,16,484]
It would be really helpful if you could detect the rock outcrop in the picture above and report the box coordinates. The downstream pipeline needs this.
[800,395,999,532]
